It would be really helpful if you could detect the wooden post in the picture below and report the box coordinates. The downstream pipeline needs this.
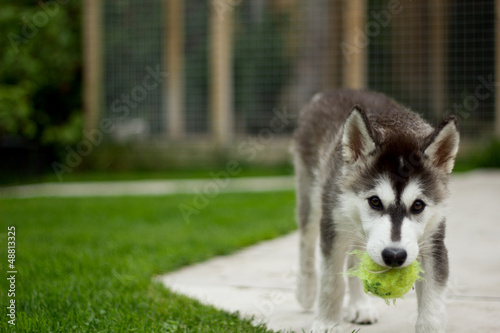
[209,1,234,147]
[328,0,342,88]
[165,0,185,139]
[496,0,500,137]
[429,0,447,120]
[392,1,430,113]
[83,0,103,133]
[342,0,367,89]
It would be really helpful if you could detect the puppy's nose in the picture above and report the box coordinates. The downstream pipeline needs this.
[381,247,407,267]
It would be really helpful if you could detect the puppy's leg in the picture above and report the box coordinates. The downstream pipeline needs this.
[295,158,319,310]
[345,247,379,325]
[415,222,448,333]
[311,221,348,333]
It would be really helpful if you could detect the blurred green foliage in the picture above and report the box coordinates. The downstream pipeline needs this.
[0,0,82,148]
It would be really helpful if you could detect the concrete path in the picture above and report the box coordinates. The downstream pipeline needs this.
[0,176,295,199]
[157,170,500,333]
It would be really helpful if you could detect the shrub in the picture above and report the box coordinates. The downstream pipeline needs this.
[0,1,82,151]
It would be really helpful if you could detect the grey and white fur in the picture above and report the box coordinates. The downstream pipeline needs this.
[293,89,459,333]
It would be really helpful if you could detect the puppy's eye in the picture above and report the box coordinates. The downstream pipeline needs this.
[368,196,383,210]
[411,200,426,214]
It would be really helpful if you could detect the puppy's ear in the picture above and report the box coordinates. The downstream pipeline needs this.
[342,106,377,163]
[423,116,460,174]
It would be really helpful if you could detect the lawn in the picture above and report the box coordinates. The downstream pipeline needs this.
[0,191,296,332]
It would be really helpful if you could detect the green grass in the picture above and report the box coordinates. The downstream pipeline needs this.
[454,139,500,172]
[0,191,296,332]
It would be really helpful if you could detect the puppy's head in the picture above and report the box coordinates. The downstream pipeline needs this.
[339,106,459,268]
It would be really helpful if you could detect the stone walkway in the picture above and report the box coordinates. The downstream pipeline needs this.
[0,176,294,199]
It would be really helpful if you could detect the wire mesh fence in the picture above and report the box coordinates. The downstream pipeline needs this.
[97,0,497,147]
[367,0,495,137]
[103,0,163,140]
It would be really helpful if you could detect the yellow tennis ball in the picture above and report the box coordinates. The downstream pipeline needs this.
[346,251,424,305]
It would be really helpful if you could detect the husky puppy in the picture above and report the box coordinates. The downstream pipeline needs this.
[293,89,459,333]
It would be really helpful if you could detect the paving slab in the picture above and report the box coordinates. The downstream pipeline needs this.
[157,170,500,332]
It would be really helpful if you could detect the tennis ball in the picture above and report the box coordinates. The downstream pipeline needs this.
[346,250,424,305]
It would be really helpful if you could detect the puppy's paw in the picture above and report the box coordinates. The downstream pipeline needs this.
[345,301,379,325]
[295,272,317,310]
[310,320,342,333]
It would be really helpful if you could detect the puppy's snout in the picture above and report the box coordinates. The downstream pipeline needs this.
[381,247,407,267]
